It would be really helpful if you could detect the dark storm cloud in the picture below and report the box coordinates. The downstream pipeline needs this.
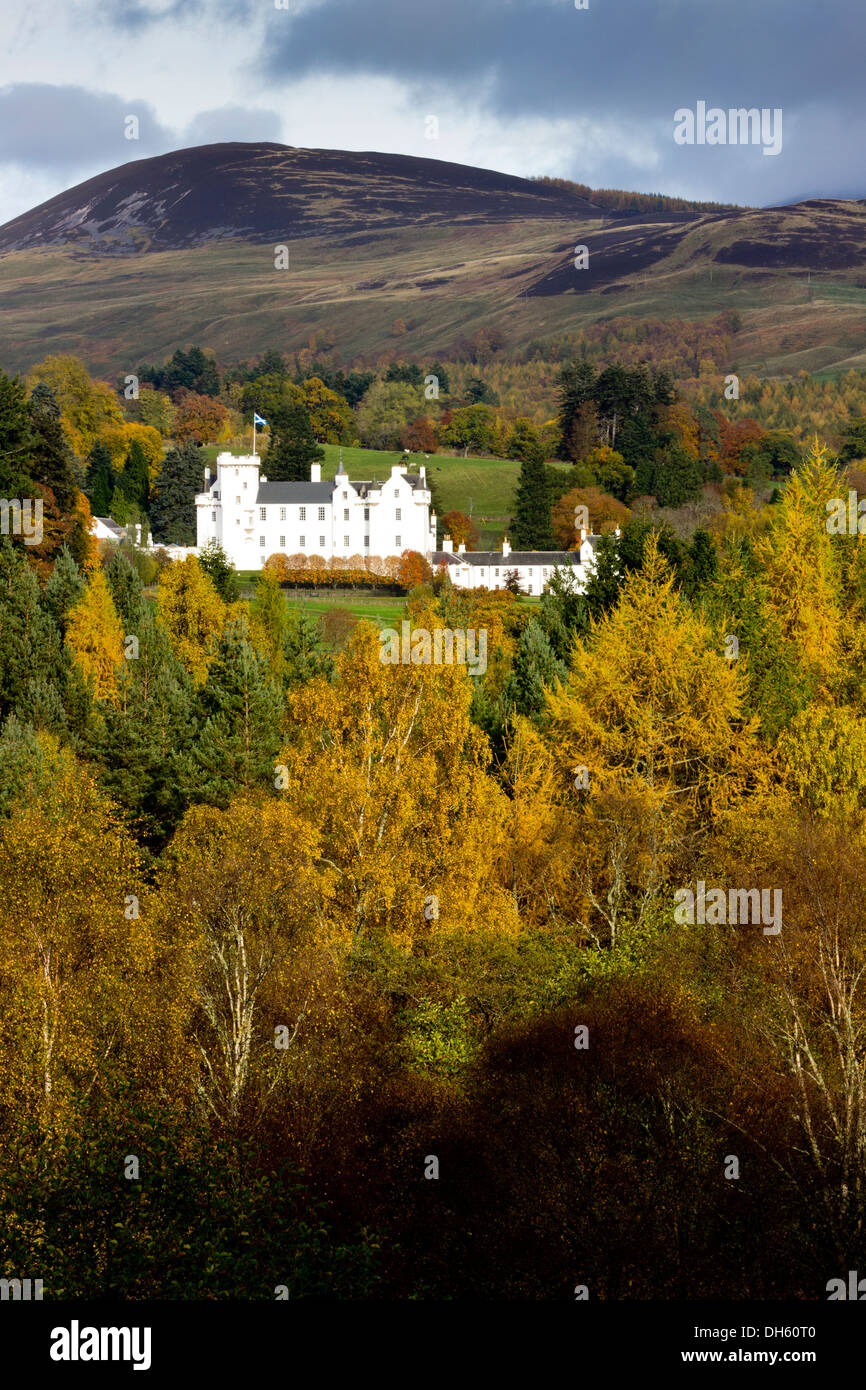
[261,0,860,110]
[258,0,866,202]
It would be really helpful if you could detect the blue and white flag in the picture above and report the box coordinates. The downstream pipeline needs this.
[253,412,268,427]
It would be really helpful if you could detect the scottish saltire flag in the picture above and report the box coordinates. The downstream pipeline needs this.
[254,412,268,427]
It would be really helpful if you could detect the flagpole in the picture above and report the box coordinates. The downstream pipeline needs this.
[253,412,256,459]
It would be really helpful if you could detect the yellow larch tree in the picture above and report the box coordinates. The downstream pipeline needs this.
[0,742,191,1134]
[755,441,843,690]
[156,555,226,683]
[65,568,125,701]
[278,621,519,951]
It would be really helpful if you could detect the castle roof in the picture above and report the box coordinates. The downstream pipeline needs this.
[432,550,586,567]
[255,480,336,503]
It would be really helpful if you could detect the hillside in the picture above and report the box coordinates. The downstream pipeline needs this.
[1,144,866,378]
[0,143,604,256]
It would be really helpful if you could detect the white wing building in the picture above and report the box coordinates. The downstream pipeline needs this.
[431,532,603,597]
[196,452,437,569]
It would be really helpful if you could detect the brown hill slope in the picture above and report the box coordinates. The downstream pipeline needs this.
[0,143,605,256]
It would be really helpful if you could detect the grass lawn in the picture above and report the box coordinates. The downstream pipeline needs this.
[282,592,406,627]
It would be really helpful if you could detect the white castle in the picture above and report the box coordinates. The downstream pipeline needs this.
[196,451,436,569]
[193,449,603,597]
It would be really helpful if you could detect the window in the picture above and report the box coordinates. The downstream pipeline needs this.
[495,568,499,577]
[364,536,370,548]
[300,536,305,547]
[344,535,350,548]
[396,508,401,521]
[235,496,240,504]
[343,508,350,521]
[395,536,401,548]
[235,518,240,526]
[364,507,370,521]
[542,568,548,577]
[279,507,286,521]
[234,468,239,476]
[299,506,306,521]
[243,481,248,491]
[259,536,265,548]
[211,510,216,521]
[279,534,285,547]
[318,506,326,521]
[259,507,266,521]
[319,536,325,548]
[342,491,348,500]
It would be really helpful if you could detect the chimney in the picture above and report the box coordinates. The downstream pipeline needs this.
[310,462,321,482]
[204,467,211,484]
[502,536,511,558]
[442,535,453,554]
[419,464,426,481]
[457,541,466,555]
[579,527,587,543]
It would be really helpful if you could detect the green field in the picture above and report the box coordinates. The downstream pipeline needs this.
[283,592,406,626]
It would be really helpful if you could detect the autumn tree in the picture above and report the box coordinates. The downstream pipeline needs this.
[278,622,518,949]
[440,511,479,550]
[65,569,125,702]
[156,555,226,683]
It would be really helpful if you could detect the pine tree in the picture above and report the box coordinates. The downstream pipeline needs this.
[0,546,68,723]
[150,441,202,544]
[179,620,284,807]
[198,540,240,602]
[105,550,144,631]
[265,402,324,482]
[0,715,47,816]
[682,528,718,598]
[503,619,568,721]
[651,442,703,507]
[43,546,85,635]
[0,370,32,498]
[90,609,196,849]
[116,438,150,510]
[282,607,333,687]
[510,442,554,549]
[86,441,115,516]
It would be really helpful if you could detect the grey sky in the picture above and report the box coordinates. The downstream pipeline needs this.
[0,0,862,224]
